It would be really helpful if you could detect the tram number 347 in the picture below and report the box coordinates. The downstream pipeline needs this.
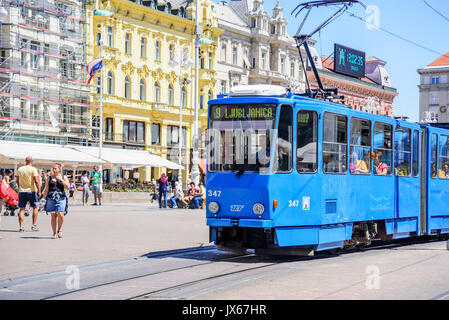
[288,200,300,207]
[208,190,222,197]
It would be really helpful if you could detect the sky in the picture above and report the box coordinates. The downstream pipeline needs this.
[219,0,449,122]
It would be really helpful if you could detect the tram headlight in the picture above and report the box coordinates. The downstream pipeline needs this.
[253,203,265,216]
[208,201,220,214]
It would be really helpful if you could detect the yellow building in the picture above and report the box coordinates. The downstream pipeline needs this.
[85,0,221,184]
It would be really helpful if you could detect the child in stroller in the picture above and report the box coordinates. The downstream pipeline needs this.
[0,175,19,216]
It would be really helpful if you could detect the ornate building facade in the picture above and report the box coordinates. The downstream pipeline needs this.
[418,52,449,123]
[86,0,221,183]
[214,0,306,94]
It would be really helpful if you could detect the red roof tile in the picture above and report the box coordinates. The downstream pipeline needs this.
[428,52,449,67]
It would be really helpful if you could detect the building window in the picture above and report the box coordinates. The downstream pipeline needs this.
[430,94,440,105]
[220,81,226,95]
[107,71,114,95]
[125,34,131,54]
[140,37,146,58]
[124,76,130,99]
[107,27,113,47]
[251,18,256,28]
[30,103,39,120]
[208,90,213,102]
[221,43,227,62]
[140,79,146,101]
[232,47,237,65]
[96,33,101,46]
[169,44,175,61]
[105,118,113,140]
[200,57,205,69]
[290,62,295,78]
[280,57,285,74]
[155,40,161,61]
[271,25,276,35]
[151,123,160,145]
[168,84,174,105]
[199,95,204,109]
[208,52,213,70]
[431,76,439,85]
[167,125,186,146]
[123,120,145,143]
[154,82,160,102]
[261,52,266,70]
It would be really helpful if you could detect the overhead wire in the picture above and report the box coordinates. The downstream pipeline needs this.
[345,10,449,60]
[422,0,449,23]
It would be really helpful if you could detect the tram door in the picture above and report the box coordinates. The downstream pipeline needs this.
[419,128,428,235]
[394,127,421,223]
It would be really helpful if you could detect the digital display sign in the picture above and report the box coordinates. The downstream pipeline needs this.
[334,44,366,78]
[211,104,277,121]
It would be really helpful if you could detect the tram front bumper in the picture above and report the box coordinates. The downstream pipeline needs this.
[207,218,274,229]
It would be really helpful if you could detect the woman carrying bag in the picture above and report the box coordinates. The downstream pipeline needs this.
[42,163,70,239]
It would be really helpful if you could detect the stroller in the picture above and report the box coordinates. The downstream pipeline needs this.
[0,175,19,216]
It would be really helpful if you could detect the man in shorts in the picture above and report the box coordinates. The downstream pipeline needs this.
[90,165,102,206]
[17,156,41,232]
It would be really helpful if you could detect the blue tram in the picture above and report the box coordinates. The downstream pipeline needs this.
[205,85,449,255]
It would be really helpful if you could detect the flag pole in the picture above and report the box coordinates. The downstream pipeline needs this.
[99,40,104,185]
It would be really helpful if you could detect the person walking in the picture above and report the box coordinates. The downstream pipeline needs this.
[42,163,70,239]
[90,166,102,206]
[158,173,168,209]
[80,171,90,206]
[16,156,41,232]
[69,180,76,199]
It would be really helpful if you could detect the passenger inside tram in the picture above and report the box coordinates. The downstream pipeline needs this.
[439,163,449,179]
[373,151,389,176]
[349,151,368,174]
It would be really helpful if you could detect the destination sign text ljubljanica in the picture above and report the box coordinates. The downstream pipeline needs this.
[334,44,366,79]
[211,105,276,121]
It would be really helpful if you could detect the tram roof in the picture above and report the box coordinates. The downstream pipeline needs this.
[209,93,425,130]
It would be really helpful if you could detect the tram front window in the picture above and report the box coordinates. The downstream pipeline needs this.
[208,104,277,173]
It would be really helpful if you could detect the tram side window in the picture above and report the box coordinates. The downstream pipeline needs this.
[373,122,392,176]
[438,135,449,179]
[274,105,293,173]
[431,134,438,179]
[350,118,371,175]
[412,130,419,177]
[394,127,411,177]
[323,113,347,174]
[297,110,318,173]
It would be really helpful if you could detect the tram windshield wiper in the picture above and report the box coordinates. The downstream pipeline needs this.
[236,169,245,179]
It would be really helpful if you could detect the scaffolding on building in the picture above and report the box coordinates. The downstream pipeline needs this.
[0,0,100,146]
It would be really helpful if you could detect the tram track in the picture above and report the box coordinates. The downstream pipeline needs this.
[2,236,446,300]
[39,246,252,300]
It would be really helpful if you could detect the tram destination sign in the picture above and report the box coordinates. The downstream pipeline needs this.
[334,44,366,79]
[211,104,277,121]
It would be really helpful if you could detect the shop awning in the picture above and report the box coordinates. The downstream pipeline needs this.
[0,141,105,167]
[72,146,184,170]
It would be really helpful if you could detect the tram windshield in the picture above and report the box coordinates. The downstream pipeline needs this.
[208,104,277,173]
